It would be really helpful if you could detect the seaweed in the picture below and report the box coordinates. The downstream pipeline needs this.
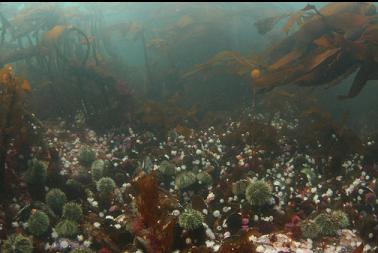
[133,172,176,253]
[0,65,42,192]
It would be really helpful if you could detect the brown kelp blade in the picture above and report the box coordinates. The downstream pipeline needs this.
[319,2,376,16]
[254,13,290,35]
[338,63,378,99]
[305,48,340,72]
[268,48,306,71]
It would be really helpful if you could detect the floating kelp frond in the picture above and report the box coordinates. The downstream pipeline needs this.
[254,13,290,35]
[41,25,72,46]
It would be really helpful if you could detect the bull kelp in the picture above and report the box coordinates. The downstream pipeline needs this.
[1,2,378,253]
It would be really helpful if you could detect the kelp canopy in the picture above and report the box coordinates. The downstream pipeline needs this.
[183,2,378,99]
[252,2,378,99]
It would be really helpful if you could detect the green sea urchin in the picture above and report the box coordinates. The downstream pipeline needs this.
[27,210,50,236]
[55,219,79,238]
[300,219,320,239]
[46,188,67,214]
[78,148,96,167]
[175,171,196,190]
[62,202,83,222]
[1,234,33,253]
[178,208,204,231]
[245,180,272,207]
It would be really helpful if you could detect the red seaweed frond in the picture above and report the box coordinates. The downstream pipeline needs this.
[134,172,161,227]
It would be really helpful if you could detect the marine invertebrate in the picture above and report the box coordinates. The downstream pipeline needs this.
[96,177,116,197]
[1,234,33,253]
[232,179,249,196]
[196,171,213,185]
[27,210,50,236]
[314,210,349,236]
[314,212,339,236]
[158,160,176,176]
[62,202,83,222]
[245,180,272,207]
[24,159,47,186]
[300,219,320,239]
[175,171,197,190]
[65,179,85,200]
[46,188,68,214]
[332,210,349,228]
[91,159,105,181]
[78,148,96,167]
[178,208,204,231]
[55,219,79,238]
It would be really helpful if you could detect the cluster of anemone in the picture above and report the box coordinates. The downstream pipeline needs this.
[178,208,204,231]
[1,234,33,253]
[27,210,50,237]
[245,180,273,207]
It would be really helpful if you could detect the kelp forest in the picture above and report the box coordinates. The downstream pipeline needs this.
[1,2,378,253]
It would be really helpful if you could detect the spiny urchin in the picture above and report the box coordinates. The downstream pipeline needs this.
[158,160,176,176]
[90,159,105,182]
[78,148,96,167]
[46,188,67,214]
[232,179,249,196]
[332,210,349,229]
[178,208,204,231]
[300,219,320,239]
[96,177,116,196]
[24,159,47,186]
[245,180,272,207]
[196,171,213,186]
[55,219,79,238]
[62,202,83,222]
[314,213,339,236]
[175,171,197,190]
[1,234,33,253]
[27,210,50,237]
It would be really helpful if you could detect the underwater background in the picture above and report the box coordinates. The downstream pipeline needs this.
[1,2,378,253]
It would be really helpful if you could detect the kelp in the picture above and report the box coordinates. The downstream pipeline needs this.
[133,172,176,253]
[254,13,290,35]
[0,65,37,191]
[134,172,160,227]
[182,50,258,79]
[181,3,378,101]
[251,2,378,98]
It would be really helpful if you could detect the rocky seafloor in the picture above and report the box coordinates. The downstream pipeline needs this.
[1,108,378,253]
